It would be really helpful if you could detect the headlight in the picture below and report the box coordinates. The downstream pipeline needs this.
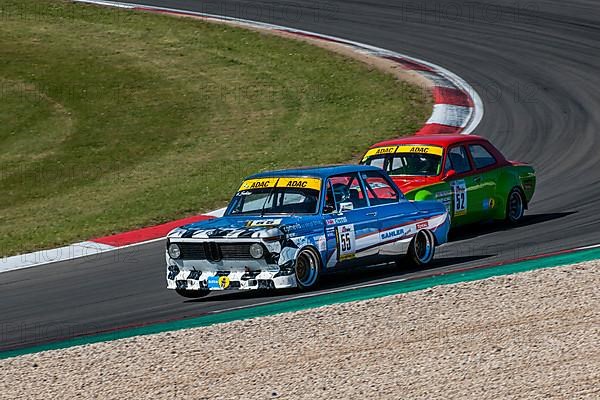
[168,243,181,259]
[249,243,264,259]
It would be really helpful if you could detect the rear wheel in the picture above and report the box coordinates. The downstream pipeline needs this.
[295,247,321,290]
[175,288,210,298]
[405,229,436,268]
[506,188,525,224]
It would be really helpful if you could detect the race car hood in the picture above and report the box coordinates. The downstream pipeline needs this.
[167,215,323,240]
[391,175,441,194]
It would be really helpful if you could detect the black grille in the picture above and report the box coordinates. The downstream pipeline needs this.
[177,242,257,260]
[220,243,253,259]
[179,243,207,260]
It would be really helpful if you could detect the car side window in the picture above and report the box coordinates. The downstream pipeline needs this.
[446,146,472,174]
[329,173,368,210]
[469,144,497,169]
[360,171,399,205]
[366,156,386,170]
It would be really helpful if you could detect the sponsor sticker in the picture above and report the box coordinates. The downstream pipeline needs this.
[317,236,327,252]
[246,219,282,227]
[239,178,278,191]
[381,228,405,241]
[416,221,429,229]
[325,216,348,225]
[396,145,444,156]
[207,276,220,289]
[218,276,230,289]
[362,146,398,161]
[276,177,321,191]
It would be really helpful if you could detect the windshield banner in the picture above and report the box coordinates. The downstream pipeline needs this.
[396,145,443,156]
[362,145,444,161]
[239,177,321,192]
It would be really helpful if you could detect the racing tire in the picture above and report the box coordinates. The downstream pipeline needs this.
[405,229,436,268]
[175,288,210,298]
[295,247,321,290]
[506,188,525,224]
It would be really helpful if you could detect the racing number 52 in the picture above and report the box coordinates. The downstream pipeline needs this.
[453,180,468,216]
[455,191,466,210]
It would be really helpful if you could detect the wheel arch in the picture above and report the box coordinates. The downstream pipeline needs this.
[494,168,528,219]
[296,244,325,271]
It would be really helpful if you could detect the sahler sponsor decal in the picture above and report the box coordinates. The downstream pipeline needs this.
[381,228,405,240]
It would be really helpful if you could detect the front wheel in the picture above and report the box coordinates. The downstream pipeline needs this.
[295,247,321,290]
[506,188,525,224]
[175,288,210,298]
[406,229,436,268]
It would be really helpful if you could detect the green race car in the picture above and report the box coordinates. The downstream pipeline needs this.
[361,134,536,226]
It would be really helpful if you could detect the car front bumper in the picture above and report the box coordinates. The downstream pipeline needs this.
[165,243,298,291]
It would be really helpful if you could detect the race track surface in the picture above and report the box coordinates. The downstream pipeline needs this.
[2,0,600,351]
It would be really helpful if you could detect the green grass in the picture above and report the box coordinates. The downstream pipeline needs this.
[0,0,431,256]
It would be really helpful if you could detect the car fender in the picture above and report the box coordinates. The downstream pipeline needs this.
[493,166,531,220]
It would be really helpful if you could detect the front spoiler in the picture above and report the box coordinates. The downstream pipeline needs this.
[166,266,297,291]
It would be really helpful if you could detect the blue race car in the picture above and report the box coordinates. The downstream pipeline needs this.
[166,165,450,298]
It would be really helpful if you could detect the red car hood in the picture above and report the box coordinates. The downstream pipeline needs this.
[392,176,441,193]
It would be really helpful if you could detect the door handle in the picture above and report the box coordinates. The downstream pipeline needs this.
[366,212,377,217]
[473,176,481,184]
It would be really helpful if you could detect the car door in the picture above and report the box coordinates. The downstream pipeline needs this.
[444,145,484,224]
[322,173,380,268]
[467,143,501,218]
[358,170,419,257]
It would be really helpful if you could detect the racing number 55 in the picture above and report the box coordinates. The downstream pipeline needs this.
[336,224,356,261]
[340,231,352,251]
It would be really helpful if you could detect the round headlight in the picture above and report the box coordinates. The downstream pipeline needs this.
[168,243,181,259]
[249,243,264,259]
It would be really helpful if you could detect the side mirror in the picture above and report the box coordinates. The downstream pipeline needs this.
[338,202,354,212]
[443,169,457,181]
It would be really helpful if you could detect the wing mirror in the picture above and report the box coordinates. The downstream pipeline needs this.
[443,169,457,181]
[338,202,354,213]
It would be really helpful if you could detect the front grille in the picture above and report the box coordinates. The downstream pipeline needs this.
[177,242,258,260]
[220,243,253,259]
[179,243,207,260]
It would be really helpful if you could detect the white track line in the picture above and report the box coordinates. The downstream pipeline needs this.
[573,243,600,251]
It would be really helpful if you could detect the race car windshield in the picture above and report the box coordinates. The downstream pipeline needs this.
[228,187,320,215]
[363,145,443,176]
[229,177,322,215]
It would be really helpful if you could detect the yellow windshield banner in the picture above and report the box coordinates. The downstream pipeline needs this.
[362,146,398,161]
[277,177,322,191]
[239,177,322,191]
[362,144,444,161]
[239,178,278,191]
[396,145,444,156]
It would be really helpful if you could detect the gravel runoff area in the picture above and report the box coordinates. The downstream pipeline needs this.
[1,262,598,399]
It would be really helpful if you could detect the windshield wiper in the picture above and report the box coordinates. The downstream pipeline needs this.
[260,188,275,217]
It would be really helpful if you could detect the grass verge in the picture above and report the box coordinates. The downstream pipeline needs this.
[0,0,431,256]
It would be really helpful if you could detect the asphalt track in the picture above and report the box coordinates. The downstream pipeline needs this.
[2,0,600,352]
